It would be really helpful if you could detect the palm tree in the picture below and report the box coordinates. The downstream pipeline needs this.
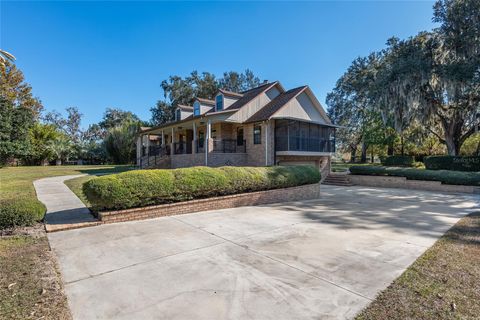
[0,50,15,66]
[47,135,74,165]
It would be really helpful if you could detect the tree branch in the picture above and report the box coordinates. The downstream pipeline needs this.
[427,127,446,144]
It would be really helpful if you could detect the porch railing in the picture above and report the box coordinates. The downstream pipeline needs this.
[212,139,246,153]
[275,136,335,153]
[146,145,170,157]
[173,141,192,155]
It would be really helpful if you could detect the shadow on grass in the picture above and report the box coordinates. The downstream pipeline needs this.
[78,166,135,176]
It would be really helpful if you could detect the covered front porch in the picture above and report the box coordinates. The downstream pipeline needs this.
[137,116,247,169]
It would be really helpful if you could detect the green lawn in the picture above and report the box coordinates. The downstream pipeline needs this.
[0,165,133,202]
[0,165,134,319]
[356,212,480,319]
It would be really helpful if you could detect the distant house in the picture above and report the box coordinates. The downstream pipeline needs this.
[137,81,337,177]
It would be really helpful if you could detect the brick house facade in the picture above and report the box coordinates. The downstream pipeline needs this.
[137,81,337,175]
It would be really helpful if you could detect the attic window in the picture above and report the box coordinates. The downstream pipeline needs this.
[216,95,223,111]
[193,101,200,116]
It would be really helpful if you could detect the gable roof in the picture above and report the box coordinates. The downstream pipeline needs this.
[225,81,280,111]
[245,86,307,123]
[196,98,215,106]
[218,89,243,98]
[177,104,193,111]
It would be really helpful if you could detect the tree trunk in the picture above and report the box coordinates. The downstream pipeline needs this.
[56,159,62,166]
[400,135,405,156]
[350,145,357,163]
[387,142,394,156]
[360,142,368,163]
[371,148,374,163]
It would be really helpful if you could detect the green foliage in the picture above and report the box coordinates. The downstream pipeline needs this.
[98,108,142,131]
[424,156,480,172]
[327,0,480,157]
[0,198,46,229]
[27,123,59,165]
[150,69,261,125]
[84,165,321,211]
[349,165,480,186]
[460,133,480,156]
[104,121,139,164]
[383,155,415,167]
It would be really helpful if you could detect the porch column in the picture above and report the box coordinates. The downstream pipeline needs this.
[265,121,269,166]
[192,122,197,154]
[205,120,211,165]
[146,135,150,156]
[136,136,142,166]
[161,130,165,146]
[170,127,175,156]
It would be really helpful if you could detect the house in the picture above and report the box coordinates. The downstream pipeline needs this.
[136,81,337,177]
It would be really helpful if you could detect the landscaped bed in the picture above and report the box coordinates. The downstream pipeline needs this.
[84,165,321,211]
[349,166,480,186]
[356,212,480,320]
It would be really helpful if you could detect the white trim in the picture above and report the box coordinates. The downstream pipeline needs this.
[276,151,332,156]
[205,120,211,165]
[270,116,342,128]
[265,121,268,165]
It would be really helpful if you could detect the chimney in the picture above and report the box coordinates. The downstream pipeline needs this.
[262,79,268,84]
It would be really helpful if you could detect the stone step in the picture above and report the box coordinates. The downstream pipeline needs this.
[322,174,354,186]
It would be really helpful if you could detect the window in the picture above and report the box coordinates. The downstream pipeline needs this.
[215,95,223,111]
[176,109,181,121]
[237,127,244,146]
[193,101,200,116]
[253,124,261,144]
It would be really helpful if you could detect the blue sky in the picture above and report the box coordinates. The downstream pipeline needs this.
[1,1,436,128]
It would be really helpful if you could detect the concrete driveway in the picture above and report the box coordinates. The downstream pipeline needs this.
[48,185,478,320]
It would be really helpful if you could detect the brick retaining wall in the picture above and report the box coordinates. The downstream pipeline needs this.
[98,183,321,224]
[349,175,480,194]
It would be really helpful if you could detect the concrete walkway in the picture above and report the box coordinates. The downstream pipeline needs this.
[34,175,100,232]
[48,185,478,320]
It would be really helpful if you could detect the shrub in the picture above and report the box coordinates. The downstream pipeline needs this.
[349,165,480,186]
[0,198,46,229]
[84,165,321,211]
[382,155,415,167]
[424,156,480,172]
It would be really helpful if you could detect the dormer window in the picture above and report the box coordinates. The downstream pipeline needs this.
[176,109,181,121]
[215,95,223,111]
[193,101,200,116]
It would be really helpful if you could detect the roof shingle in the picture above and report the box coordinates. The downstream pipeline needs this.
[225,82,278,111]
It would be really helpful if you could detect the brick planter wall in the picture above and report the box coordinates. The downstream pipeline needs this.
[98,183,320,224]
[349,175,480,194]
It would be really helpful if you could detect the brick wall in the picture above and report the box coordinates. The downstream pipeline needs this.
[349,175,479,194]
[98,183,321,224]
[245,121,275,166]
[171,153,204,168]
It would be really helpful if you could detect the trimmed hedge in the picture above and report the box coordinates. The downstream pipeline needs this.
[382,155,415,167]
[424,156,480,172]
[349,165,480,186]
[0,198,46,229]
[84,165,321,211]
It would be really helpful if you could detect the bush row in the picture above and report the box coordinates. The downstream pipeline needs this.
[349,165,480,186]
[424,156,480,172]
[0,198,46,229]
[83,165,321,211]
[382,155,415,167]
